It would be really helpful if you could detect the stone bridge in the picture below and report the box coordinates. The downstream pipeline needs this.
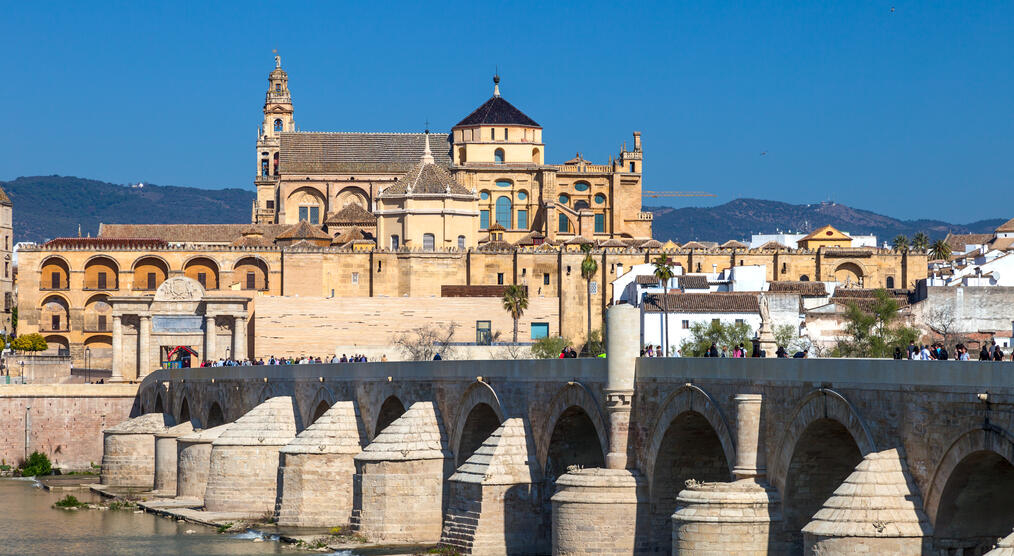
[105,306,1014,555]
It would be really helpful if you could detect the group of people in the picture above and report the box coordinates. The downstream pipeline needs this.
[196,353,385,367]
[558,346,579,358]
[896,340,1010,361]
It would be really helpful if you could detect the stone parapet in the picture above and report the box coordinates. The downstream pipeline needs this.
[175,423,229,501]
[672,478,784,555]
[353,401,453,543]
[276,401,365,527]
[100,412,175,488]
[802,447,933,555]
[152,420,195,495]
[988,531,1014,555]
[203,397,297,514]
[551,468,651,555]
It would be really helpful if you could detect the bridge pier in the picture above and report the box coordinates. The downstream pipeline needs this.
[352,401,454,543]
[276,401,364,527]
[100,413,175,488]
[175,423,229,502]
[152,420,195,496]
[203,396,297,515]
[672,394,784,554]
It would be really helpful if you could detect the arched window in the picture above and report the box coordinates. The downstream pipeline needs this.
[423,234,435,250]
[458,147,466,164]
[559,214,570,233]
[458,236,466,250]
[532,148,540,164]
[518,190,527,201]
[494,149,505,164]
[575,200,590,211]
[574,181,590,192]
[275,83,281,92]
[594,193,606,204]
[799,275,810,282]
[480,191,490,201]
[274,119,283,132]
[495,197,512,229]
[558,194,569,204]
[886,276,895,288]
[390,235,400,250]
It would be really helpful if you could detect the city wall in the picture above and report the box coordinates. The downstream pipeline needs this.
[0,384,138,469]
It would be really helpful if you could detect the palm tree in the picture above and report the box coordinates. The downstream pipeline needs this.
[580,244,598,356]
[912,232,930,252]
[892,235,909,253]
[501,284,529,344]
[929,239,952,261]
[652,255,675,356]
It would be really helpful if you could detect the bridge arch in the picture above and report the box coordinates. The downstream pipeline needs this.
[205,401,226,428]
[153,392,165,414]
[306,386,336,426]
[374,395,406,438]
[926,426,1014,552]
[451,381,506,466]
[538,382,608,479]
[772,388,873,551]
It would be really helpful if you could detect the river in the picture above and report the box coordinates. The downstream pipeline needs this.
[0,478,295,555]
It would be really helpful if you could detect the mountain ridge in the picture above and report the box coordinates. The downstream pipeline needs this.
[1,175,1004,244]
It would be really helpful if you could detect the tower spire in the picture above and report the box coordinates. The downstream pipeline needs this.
[493,72,500,98]
[421,129,434,165]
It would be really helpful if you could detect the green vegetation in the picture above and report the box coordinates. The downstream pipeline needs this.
[774,324,809,355]
[532,335,569,359]
[834,289,919,358]
[426,547,462,556]
[911,232,930,252]
[892,235,909,253]
[580,244,599,356]
[19,451,52,476]
[54,495,87,509]
[108,500,137,511]
[652,255,676,356]
[216,523,234,534]
[584,329,605,357]
[296,525,368,549]
[679,321,754,357]
[11,333,47,353]
[930,239,952,261]
[501,284,529,344]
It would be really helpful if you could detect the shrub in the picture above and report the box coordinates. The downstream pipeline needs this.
[20,451,52,476]
[11,333,47,353]
[54,494,86,508]
[532,336,569,359]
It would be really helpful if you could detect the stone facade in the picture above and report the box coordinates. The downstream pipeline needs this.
[175,423,229,501]
[551,468,652,555]
[152,420,195,495]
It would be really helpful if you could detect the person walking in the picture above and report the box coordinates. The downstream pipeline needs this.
[980,344,991,361]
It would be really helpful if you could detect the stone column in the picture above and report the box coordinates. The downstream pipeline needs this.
[137,315,151,380]
[604,303,639,470]
[110,314,124,382]
[204,315,216,362]
[732,393,765,480]
[233,315,247,361]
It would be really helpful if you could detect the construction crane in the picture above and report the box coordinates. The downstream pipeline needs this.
[641,191,717,199]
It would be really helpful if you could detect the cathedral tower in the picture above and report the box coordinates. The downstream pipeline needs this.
[253,54,295,223]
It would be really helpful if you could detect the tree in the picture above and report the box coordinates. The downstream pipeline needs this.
[652,255,675,356]
[532,335,569,359]
[501,284,529,344]
[835,289,918,358]
[911,232,930,252]
[929,239,952,261]
[892,235,909,253]
[580,244,598,356]
[679,320,754,357]
[11,333,47,353]
[774,324,808,355]
[922,305,968,349]
[393,323,458,361]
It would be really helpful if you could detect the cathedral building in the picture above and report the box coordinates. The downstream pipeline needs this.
[251,56,652,245]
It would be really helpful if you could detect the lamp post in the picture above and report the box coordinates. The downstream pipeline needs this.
[85,347,91,383]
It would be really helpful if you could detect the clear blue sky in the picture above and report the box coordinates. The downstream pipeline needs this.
[4,2,1012,221]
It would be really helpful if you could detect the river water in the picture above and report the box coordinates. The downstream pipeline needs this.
[0,478,293,555]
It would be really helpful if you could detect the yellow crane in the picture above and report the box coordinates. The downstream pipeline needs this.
[641,191,717,198]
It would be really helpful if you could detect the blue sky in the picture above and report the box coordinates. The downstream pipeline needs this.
[4,2,1012,221]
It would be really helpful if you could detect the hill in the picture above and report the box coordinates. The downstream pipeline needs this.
[2,176,254,243]
[648,199,1005,244]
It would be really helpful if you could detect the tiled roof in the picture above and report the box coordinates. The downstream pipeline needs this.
[44,237,169,249]
[488,222,506,232]
[565,235,594,245]
[477,240,515,251]
[379,161,472,196]
[636,275,663,286]
[455,96,540,127]
[230,235,273,247]
[640,239,663,248]
[279,132,452,174]
[514,231,546,246]
[0,186,10,206]
[287,239,323,249]
[756,240,789,250]
[677,275,710,290]
[944,232,992,253]
[720,240,748,249]
[768,281,828,296]
[997,217,1014,233]
[598,238,627,247]
[276,220,331,240]
[800,225,852,242]
[99,223,290,243]
[831,288,910,310]
[989,237,1014,251]
[331,226,373,245]
[324,203,377,226]
[643,293,760,314]
[681,241,707,249]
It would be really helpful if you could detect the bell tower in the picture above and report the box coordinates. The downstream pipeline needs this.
[253,52,295,223]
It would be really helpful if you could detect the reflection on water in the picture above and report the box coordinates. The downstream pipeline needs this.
[0,479,285,555]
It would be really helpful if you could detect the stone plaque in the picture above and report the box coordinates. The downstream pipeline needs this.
[152,316,204,333]
[154,276,204,302]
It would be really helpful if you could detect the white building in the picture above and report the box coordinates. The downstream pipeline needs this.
[641,293,762,354]
[749,232,877,249]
